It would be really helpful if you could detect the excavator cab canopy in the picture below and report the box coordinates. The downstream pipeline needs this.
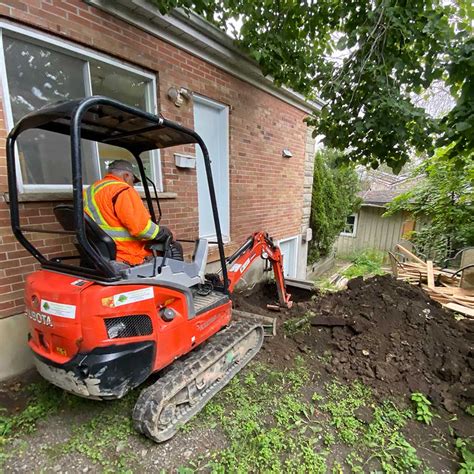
[10,98,198,153]
[6,96,229,289]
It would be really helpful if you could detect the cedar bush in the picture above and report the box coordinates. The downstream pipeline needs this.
[308,149,361,264]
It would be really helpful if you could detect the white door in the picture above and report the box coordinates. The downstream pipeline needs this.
[279,237,298,278]
[193,96,230,241]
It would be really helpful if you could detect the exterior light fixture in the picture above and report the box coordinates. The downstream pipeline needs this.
[282,149,293,158]
[167,87,193,107]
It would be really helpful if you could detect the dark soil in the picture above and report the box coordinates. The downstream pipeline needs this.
[234,275,474,415]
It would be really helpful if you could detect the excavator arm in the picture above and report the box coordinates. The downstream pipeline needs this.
[224,232,293,308]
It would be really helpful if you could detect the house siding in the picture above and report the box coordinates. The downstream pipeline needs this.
[336,207,407,257]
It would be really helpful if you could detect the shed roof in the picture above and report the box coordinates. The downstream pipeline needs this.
[359,171,420,207]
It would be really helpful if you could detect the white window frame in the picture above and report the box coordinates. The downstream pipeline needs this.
[340,213,358,237]
[0,20,163,193]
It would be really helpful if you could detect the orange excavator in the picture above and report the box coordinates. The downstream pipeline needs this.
[6,97,294,442]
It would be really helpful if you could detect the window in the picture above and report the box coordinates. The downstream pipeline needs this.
[341,214,358,237]
[0,25,160,191]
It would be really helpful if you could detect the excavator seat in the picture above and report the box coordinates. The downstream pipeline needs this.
[53,205,208,288]
[54,204,116,266]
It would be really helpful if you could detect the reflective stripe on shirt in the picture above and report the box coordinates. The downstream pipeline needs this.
[84,180,159,241]
[136,219,160,240]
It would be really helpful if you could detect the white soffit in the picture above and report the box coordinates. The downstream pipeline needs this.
[85,0,323,114]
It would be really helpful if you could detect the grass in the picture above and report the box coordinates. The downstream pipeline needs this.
[0,357,463,473]
[313,277,339,294]
[342,249,386,279]
[56,392,138,470]
[0,379,75,449]
[0,379,141,471]
[0,380,82,467]
[184,358,429,473]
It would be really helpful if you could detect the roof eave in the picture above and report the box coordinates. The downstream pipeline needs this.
[85,0,323,114]
[361,202,389,208]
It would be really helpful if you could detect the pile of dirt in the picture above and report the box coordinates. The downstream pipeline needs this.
[234,275,474,412]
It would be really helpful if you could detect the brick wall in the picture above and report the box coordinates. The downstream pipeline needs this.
[0,0,309,319]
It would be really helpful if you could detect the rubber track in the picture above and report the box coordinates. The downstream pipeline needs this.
[132,319,264,442]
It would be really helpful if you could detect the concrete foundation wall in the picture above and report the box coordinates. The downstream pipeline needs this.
[0,313,33,381]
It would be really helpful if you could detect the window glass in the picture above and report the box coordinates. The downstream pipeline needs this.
[90,60,153,180]
[2,34,156,187]
[342,214,357,235]
[90,60,148,109]
[97,144,151,181]
[3,35,97,184]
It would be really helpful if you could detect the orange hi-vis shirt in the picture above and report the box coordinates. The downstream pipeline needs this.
[84,174,160,265]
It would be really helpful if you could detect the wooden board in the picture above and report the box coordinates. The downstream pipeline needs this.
[395,244,427,265]
[427,260,435,289]
[443,303,474,318]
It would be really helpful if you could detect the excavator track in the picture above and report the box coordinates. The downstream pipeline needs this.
[132,319,264,442]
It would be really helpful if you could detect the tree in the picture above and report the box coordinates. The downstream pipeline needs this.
[308,149,361,263]
[152,0,472,171]
[385,146,474,262]
[438,37,474,163]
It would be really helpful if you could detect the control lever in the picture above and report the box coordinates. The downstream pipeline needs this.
[157,235,172,275]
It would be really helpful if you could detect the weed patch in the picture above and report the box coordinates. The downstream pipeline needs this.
[456,438,474,474]
[283,312,313,336]
[342,249,385,279]
[197,359,328,473]
[316,380,422,472]
[183,358,430,473]
[0,381,64,441]
[52,390,140,470]
[0,380,83,466]
[411,392,434,425]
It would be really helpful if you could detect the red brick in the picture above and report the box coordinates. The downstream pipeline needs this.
[0,0,309,314]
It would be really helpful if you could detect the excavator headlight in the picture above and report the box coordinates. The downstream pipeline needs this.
[159,307,176,322]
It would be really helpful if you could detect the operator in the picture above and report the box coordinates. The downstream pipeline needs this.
[84,159,183,265]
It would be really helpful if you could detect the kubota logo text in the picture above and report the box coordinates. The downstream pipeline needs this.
[26,308,53,327]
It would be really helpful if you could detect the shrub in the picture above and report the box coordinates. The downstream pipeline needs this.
[342,249,385,279]
[308,149,361,264]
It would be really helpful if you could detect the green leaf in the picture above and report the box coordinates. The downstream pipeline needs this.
[455,121,471,131]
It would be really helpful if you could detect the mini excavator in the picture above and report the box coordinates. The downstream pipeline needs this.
[6,97,297,442]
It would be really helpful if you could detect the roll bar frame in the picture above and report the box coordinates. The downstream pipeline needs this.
[6,96,229,292]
